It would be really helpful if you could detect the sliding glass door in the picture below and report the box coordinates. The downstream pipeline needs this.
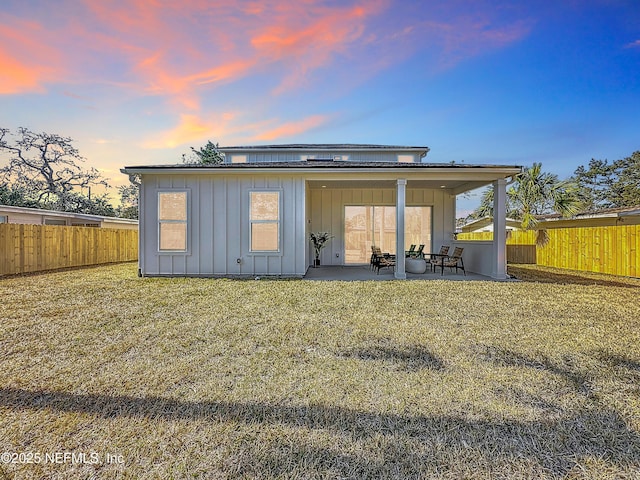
[344,206,431,264]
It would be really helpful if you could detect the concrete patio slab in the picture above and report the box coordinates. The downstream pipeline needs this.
[303,265,499,281]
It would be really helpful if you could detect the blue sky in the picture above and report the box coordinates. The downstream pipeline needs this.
[1,0,638,215]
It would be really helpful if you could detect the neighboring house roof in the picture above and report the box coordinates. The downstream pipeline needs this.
[535,205,640,228]
[0,204,138,225]
[536,205,640,221]
[459,216,522,233]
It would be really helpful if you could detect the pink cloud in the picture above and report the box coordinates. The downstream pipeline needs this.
[625,40,640,48]
[250,2,387,93]
[0,18,65,94]
[428,17,533,70]
[1,1,534,149]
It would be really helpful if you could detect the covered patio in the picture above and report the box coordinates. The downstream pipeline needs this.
[306,166,521,280]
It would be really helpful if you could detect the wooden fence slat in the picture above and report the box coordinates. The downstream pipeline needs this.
[0,224,138,276]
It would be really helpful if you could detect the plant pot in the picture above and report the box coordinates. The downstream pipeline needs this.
[314,258,320,267]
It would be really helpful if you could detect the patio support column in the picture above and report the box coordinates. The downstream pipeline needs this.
[492,178,508,279]
[395,178,407,279]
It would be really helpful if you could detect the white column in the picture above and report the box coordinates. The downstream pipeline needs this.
[395,179,407,279]
[492,178,508,279]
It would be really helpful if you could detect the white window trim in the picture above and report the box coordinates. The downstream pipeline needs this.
[157,190,190,254]
[249,189,282,255]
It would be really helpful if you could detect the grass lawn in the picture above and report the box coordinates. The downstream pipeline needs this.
[1,263,639,479]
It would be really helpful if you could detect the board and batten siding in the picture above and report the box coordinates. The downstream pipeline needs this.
[308,187,455,265]
[224,151,419,163]
[140,173,306,276]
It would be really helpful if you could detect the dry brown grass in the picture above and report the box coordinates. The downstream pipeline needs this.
[1,263,639,479]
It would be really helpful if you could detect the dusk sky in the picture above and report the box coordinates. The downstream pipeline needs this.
[1,0,639,215]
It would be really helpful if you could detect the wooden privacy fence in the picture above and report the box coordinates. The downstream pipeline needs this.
[458,225,640,277]
[0,224,138,276]
[537,225,640,278]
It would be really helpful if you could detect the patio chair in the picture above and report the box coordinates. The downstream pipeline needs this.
[405,244,417,257]
[375,253,396,274]
[432,247,465,276]
[408,244,424,259]
[428,245,450,272]
[370,246,383,270]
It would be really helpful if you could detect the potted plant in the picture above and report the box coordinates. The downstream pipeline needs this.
[309,231,334,267]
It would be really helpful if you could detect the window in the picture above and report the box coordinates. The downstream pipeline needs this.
[231,155,247,163]
[0,215,7,223]
[250,191,280,252]
[397,154,415,163]
[158,191,188,252]
[44,218,67,226]
[72,223,99,227]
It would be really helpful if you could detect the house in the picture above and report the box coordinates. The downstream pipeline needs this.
[459,216,522,233]
[536,205,640,229]
[121,144,521,279]
[0,205,138,229]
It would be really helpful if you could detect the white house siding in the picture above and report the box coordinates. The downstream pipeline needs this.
[140,173,306,276]
[308,187,455,266]
[3,212,43,225]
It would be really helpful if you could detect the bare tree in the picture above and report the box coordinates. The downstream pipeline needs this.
[0,127,109,207]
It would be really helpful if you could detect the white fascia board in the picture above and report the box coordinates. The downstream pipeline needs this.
[121,166,522,178]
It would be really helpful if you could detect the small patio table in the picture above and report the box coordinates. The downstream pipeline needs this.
[428,253,449,274]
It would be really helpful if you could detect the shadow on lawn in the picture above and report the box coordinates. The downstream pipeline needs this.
[507,266,640,288]
[338,338,445,372]
[479,346,594,397]
[596,351,640,372]
[1,387,639,477]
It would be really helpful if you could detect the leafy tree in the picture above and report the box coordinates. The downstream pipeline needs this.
[182,141,225,165]
[0,127,109,206]
[116,174,140,219]
[0,182,40,207]
[470,163,580,229]
[49,191,116,216]
[573,151,640,209]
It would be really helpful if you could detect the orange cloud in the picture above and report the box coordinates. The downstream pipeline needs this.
[255,115,329,141]
[141,113,250,149]
[143,114,217,149]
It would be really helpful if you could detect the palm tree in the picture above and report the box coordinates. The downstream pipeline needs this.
[511,163,580,229]
[472,163,581,229]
